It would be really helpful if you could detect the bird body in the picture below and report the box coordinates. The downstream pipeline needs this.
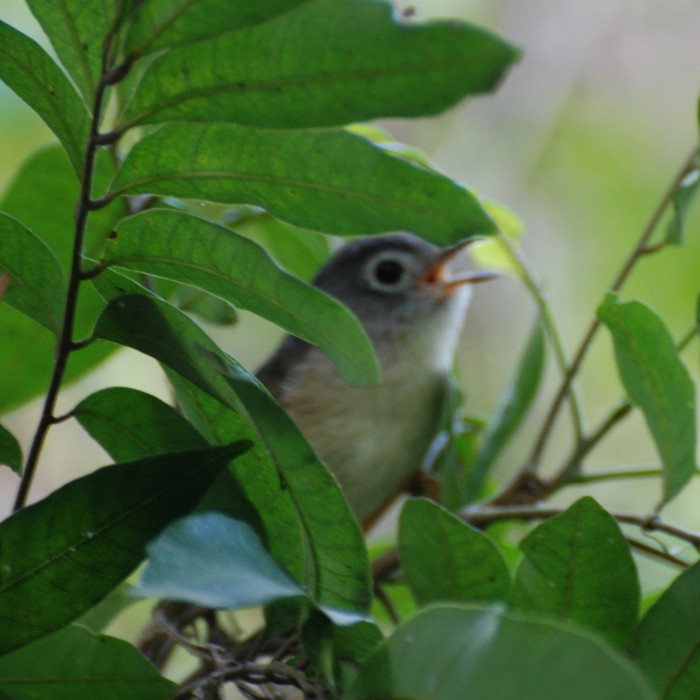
[258,233,492,526]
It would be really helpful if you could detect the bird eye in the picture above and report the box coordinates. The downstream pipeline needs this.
[372,259,404,286]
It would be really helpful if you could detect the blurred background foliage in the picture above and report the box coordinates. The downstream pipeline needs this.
[2,0,700,596]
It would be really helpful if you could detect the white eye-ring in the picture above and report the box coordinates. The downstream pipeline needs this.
[365,250,418,292]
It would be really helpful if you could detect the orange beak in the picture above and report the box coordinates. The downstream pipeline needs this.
[420,239,499,296]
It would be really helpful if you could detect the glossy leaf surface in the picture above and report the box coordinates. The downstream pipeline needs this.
[0,624,175,700]
[0,444,243,654]
[346,605,653,700]
[123,0,519,129]
[399,498,510,606]
[111,123,496,243]
[598,295,697,503]
[510,497,639,647]
[104,209,379,387]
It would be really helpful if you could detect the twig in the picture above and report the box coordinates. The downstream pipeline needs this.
[625,535,689,567]
[521,147,698,486]
[12,30,125,511]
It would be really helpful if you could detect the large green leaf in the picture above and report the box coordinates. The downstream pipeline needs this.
[122,0,518,129]
[73,386,206,461]
[0,444,244,655]
[104,208,379,386]
[24,0,116,102]
[110,123,496,243]
[0,21,88,175]
[346,605,654,700]
[399,498,510,606]
[510,497,639,647]
[124,0,311,56]
[0,212,65,332]
[139,512,305,609]
[0,624,175,700]
[598,295,697,503]
[0,423,22,475]
[0,145,126,411]
[631,561,700,698]
[93,294,371,616]
[467,316,546,501]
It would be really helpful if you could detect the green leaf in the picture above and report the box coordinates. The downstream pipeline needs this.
[346,604,654,700]
[0,444,244,655]
[467,316,546,501]
[76,583,138,633]
[0,624,175,699]
[399,498,510,606]
[139,512,305,607]
[110,123,496,243]
[124,0,311,56]
[0,21,88,176]
[104,209,379,386]
[122,0,519,130]
[93,294,372,616]
[666,166,700,244]
[172,284,238,325]
[0,212,66,332]
[598,295,697,503]
[73,386,207,461]
[24,0,116,102]
[0,423,22,474]
[510,497,639,647]
[631,561,700,698]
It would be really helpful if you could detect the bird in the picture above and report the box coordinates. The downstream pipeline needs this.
[257,233,496,529]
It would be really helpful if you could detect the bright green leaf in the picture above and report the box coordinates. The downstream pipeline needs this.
[122,0,519,129]
[125,0,311,56]
[110,123,496,243]
[346,604,654,700]
[467,316,546,501]
[0,624,175,699]
[0,423,22,474]
[510,497,639,647]
[631,561,700,698]
[76,583,138,634]
[598,295,697,503]
[104,209,379,387]
[399,498,510,606]
[93,294,371,616]
[172,284,238,325]
[0,212,66,332]
[0,444,245,655]
[0,21,88,176]
[139,512,317,613]
[73,387,207,461]
[666,166,700,244]
[24,0,116,102]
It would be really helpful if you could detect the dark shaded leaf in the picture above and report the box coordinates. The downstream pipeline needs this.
[510,497,639,647]
[346,605,654,700]
[76,583,138,633]
[73,386,206,461]
[0,423,22,474]
[0,624,175,699]
[110,123,496,243]
[0,212,66,332]
[598,295,696,503]
[105,209,379,386]
[631,561,700,698]
[399,498,510,606]
[122,0,519,129]
[125,0,311,56]
[467,316,546,501]
[0,444,244,654]
[0,21,88,175]
[93,294,371,616]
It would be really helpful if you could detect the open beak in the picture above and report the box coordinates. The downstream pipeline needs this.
[420,238,499,296]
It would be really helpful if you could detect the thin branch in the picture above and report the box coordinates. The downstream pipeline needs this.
[514,146,700,488]
[625,535,689,567]
[13,33,123,511]
[571,467,664,484]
